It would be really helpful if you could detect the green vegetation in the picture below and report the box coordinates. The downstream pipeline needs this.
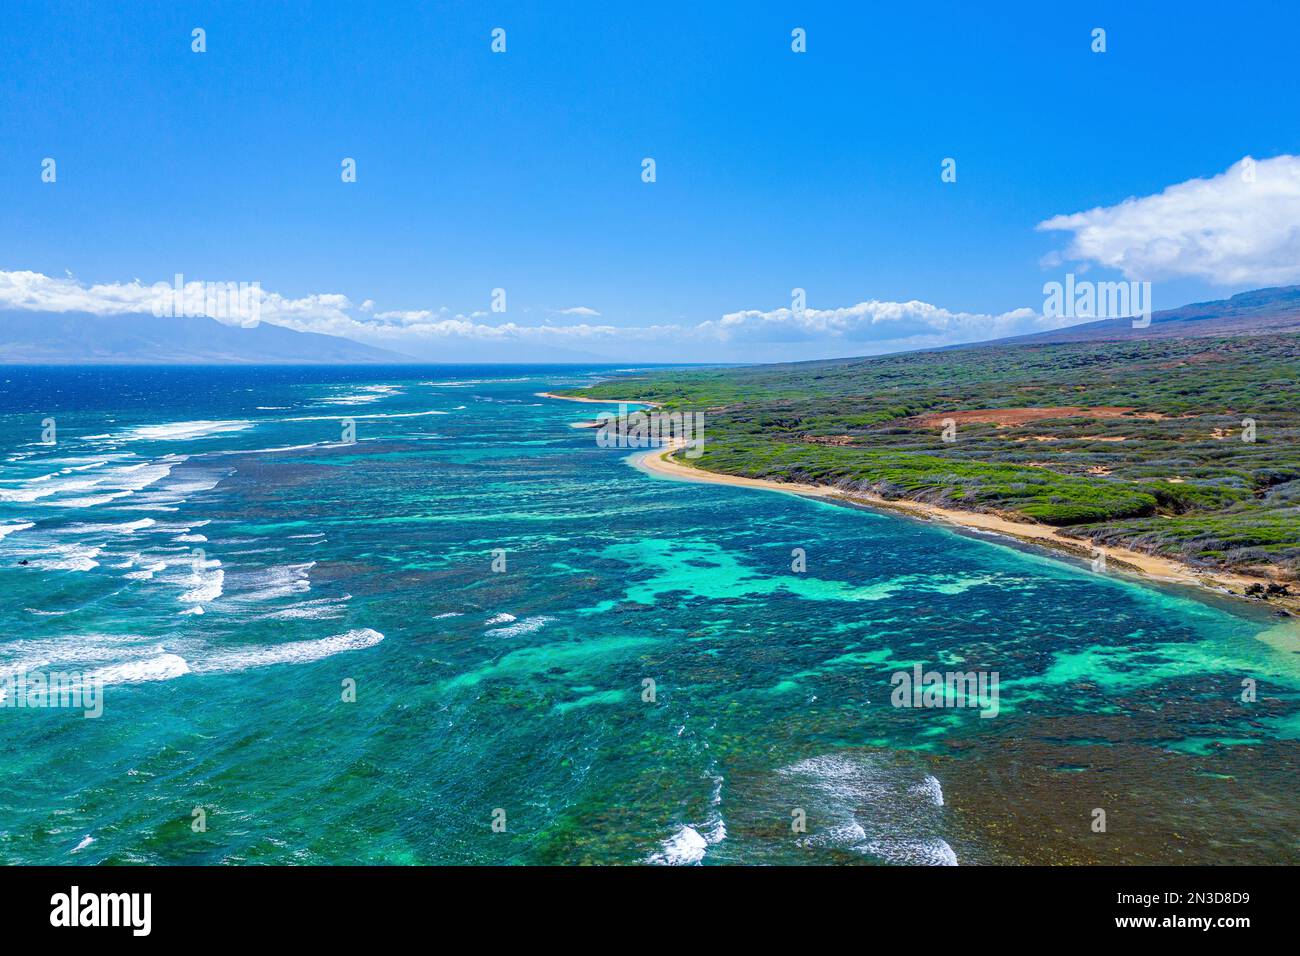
[566,333,1300,574]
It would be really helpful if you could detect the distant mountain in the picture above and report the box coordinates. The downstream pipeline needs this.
[0,311,414,364]
[998,285,1300,346]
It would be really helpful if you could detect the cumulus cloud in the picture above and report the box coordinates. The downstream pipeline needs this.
[372,309,436,323]
[1038,154,1300,285]
[0,268,1067,360]
[0,269,358,329]
[553,306,602,317]
[700,300,1059,348]
[0,270,161,315]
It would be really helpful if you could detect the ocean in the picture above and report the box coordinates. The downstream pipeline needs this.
[1,365,1297,864]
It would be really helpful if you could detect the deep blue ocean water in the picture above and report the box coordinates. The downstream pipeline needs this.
[1,365,1297,864]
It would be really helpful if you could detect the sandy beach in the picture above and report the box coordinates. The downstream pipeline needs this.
[536,391,662,408]
[633,441,1300,620]
[540,388,1297,617]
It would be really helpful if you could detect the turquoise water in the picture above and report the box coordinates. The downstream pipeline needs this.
[1,366,1297,865]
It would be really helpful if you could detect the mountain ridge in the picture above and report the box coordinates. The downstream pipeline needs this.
[0,311,414,364]
[990,284,1300,347]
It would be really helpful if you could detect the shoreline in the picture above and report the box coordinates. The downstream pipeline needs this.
[634,442,1300,620]
[540,388,1297,619]
[536,391,663,408]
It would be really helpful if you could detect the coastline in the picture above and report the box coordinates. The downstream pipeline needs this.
[540,387,1297,620]
[536,391,662,408]
[633,442,1300,621]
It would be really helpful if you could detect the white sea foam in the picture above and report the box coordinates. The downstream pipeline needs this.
[279,410,447,422]
[777,753,956,865]
[2,628,381,689]
[125,561,167,581]
[0,457,113,490]
[29,543,103,572]
[47,492,132,508]
[0,470,54,485]
[704,775,728,844]
[432,611,463,619]
[92,653,193,685]
[120,420,253,442]
[57,458,115,472]
[261,595,351,620]
[60,518,157,535]
[112,459,183,488]
[424,378,528,386]
[229,562,315,602]
[485,612,516,625]
[0,521,34,541]
[150,520,209,534]
[0,475,102,503]
[179,567,224,604]
[486,615,554,638]
[4,455,185,511]
[0,637,174,679]
[316,385,403,405]
[219,442,332,456]
[645,771,727,865]
[646,825,709,865]
[161,475,223,495]
[194,628,384,673]
[912,774,945,807]
[865,837,958,866]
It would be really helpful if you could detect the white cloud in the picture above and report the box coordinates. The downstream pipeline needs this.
[12,158,1299,361]
[0,270,161,315]
[0,269,1064,360]
[1038,154,1300,285]
[257,291,355,326]
[372,309,435,323]
[700,300,1058,348]
[0,270,358,329]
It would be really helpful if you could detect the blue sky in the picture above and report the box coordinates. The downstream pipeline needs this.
[2,1,1299,362]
